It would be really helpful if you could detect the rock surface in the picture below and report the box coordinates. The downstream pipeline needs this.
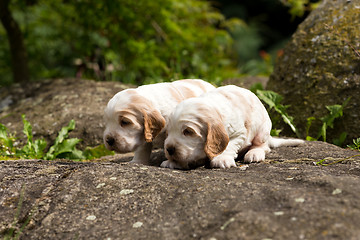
[1,79,360,239]
[0,78,130,148]
[1,141,360,239]
[267,0,360,144]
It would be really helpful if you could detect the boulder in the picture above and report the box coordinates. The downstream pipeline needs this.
[1,142,360,239]
[1,79,360,239]
[267,0,360,144]
[0,79,130,148]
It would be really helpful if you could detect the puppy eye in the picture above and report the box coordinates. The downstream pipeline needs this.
[183,127,196,137]
[120,118,132,127]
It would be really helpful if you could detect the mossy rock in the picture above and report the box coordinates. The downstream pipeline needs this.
[267,0,360,144]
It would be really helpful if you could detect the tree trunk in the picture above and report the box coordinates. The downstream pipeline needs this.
[0,0,30,83]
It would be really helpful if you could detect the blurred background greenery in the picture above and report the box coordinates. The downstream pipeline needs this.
[0,0,318,86]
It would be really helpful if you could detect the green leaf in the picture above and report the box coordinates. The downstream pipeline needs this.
[21,115,34,155]
[83,144,115,160]
[305,116,316,138]
[333,132,347,147]
[22,115,33,144]
[347,137,360,151]
[0,123,16,156]
[46,120,77,159]
[256,90,300,137]
[57,148,85,160]
[306,136,317,141]
[320,123,327,142]
[317,98,350,141]
[270,129,282,137]
[33,139,47,159]
[17,115,47,159]
[54,119,76,145]
[44,120,85,160]
[55,138,82,156]
[256,90,283,109]
[250,83,264,94]
[320,105,343,129]
[0,124,8,139]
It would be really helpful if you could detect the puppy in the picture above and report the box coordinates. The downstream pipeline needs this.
[161,85,304,169]
[103,79,215,165]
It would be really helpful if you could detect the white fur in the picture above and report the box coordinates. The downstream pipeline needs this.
[103,79,215,165]
[161,85,304,169]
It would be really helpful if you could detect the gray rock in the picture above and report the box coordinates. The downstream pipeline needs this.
[267,0,360,144]
[0,78,130,148]
[1,79,360,239]
[1,141,360,239]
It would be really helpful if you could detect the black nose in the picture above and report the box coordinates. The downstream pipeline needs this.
[166,146,175,156]
[106,136,115,146]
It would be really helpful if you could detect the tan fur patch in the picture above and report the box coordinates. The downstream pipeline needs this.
[168,87,185,103]
[120,92,165,142]
[220,89,253,112]
[181,79,210,92]
[127,93,166,142]
[204,121,229,159]
[220,89,253,137]
[175,85,198,99]
[117,109,137,117]
[128,94,153,110]
[142,109,166,142]
[196,107,229,159]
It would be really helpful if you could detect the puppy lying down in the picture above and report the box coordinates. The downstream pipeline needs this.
[103,79,215,165]
[161,85,304,169]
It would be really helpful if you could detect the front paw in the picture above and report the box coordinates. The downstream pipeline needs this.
[210,156,236,169]
[244,148,265,163]
[160,160,182,169]
[129,159,143,164]
[129,155,150,165]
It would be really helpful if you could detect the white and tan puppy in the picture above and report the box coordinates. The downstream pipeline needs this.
[161,85,304,169]
[103,79,215,165]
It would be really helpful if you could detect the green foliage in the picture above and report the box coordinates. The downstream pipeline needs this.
[255,89,300,137]
[347,138,360,151]
[84,144,115,160]
[281,0,320,19]
[253,87,349,146]
[18,115,47,159]
[0,0,241,85]
[0,116,113,160]
[44,119,84,160]
[306,98,350,145]
[1,115,47,159]
[0,124,16,158]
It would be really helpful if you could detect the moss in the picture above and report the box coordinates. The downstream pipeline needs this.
[267,0,360,144]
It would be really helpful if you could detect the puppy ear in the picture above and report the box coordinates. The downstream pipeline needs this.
[204,122,229,159]
[142,109,166,142]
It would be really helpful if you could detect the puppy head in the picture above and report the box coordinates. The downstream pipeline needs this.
[164,100,229,169]
[103,90,165,153]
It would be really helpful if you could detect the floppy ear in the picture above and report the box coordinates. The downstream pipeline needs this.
[142,109,166,142]
[204,122,229,159]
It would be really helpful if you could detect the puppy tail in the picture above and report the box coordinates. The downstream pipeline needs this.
[269,137,304,148]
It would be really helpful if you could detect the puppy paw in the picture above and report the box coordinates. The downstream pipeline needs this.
[244,148,266,163]
[210,157,236,169]
[160,160,182,169]
[129,159,148,165]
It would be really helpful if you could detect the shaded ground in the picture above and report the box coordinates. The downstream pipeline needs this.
[1,141,360,240]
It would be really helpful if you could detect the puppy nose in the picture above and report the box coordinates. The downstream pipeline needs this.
[106,136,115,146]
[166,146,176,156]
